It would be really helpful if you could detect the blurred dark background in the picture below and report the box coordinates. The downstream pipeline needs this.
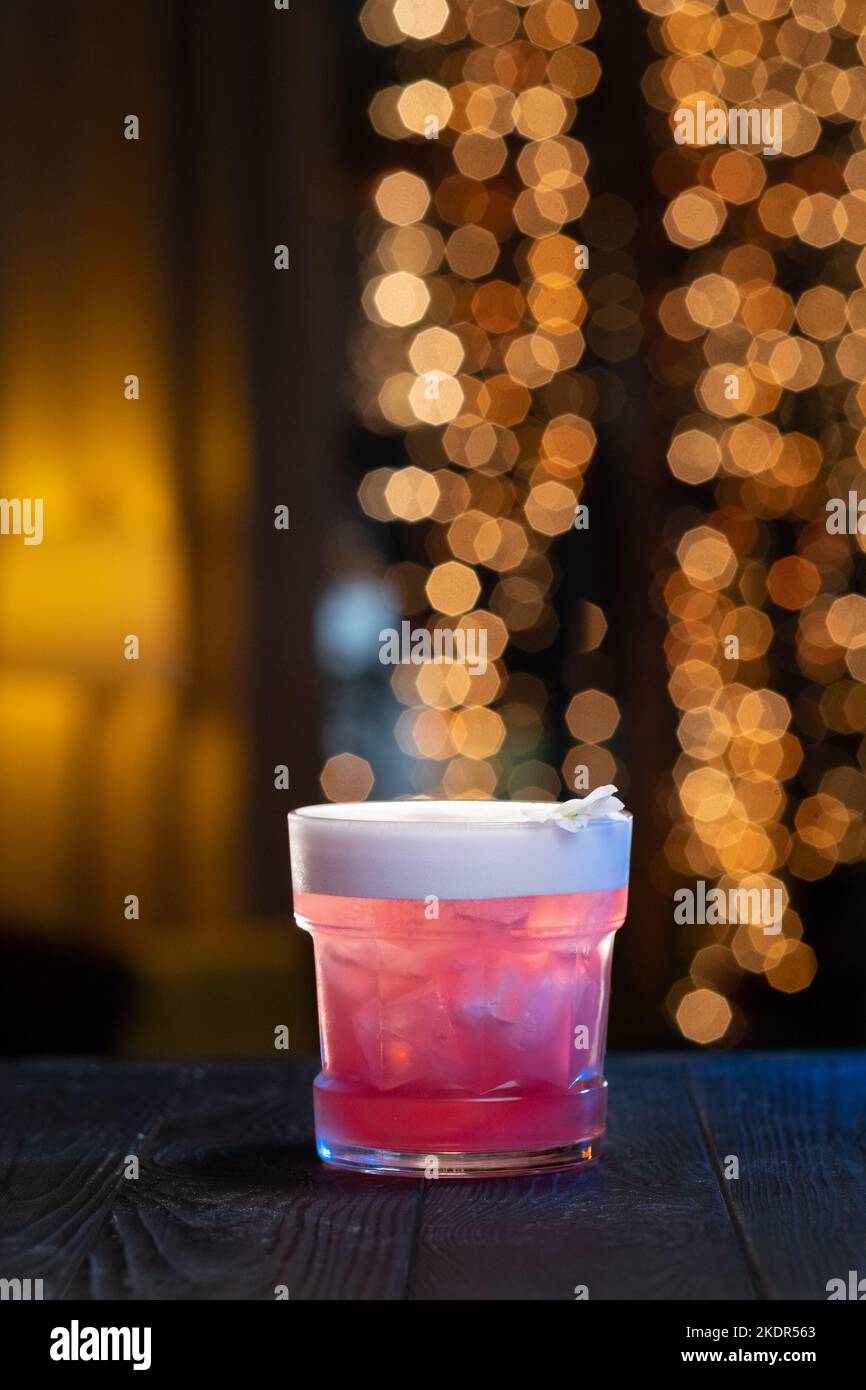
[0,0,864,1059]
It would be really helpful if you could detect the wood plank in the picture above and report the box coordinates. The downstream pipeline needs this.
[0,1060,178,1298]
[689,1051,866,1301]
[13,1054,864,1302]
[410,1055,756,1301]
[68,1059,422,1301]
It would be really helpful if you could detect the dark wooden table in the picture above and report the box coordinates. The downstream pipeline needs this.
[1,1052,864,1301]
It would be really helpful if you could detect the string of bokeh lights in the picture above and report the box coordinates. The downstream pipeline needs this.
[643,0,866,1044]
[345,0,619,809]
[336,0,866,1047]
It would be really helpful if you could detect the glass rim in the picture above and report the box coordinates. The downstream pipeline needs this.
[289,799,632,830]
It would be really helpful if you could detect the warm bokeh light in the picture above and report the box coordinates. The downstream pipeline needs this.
[644,0,866,1041]
[350,0,858,1046]
[354,0,620,808]
[320,753,375,803]
[392,0,449,43]
[676,988,734,1045]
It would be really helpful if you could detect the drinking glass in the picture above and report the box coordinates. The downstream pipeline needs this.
[289,800,631,1177]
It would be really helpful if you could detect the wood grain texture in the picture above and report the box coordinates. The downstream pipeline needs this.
[410,1055,757,1301]
[65,1060,420,1301]
[2,1053,864,1301]
[0,1059,177,1298]
[688,1052,866,1301]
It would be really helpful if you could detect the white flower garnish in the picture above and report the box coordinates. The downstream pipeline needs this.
[519,784,625,833]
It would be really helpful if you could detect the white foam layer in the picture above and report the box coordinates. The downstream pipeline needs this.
[289,801,632,900]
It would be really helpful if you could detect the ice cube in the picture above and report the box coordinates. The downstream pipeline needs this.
[487,947,576,1088]
[451,897,531,930]
[352,996,384,1080]
[378,979,470,1091]
[320,940,378,1003]
[374,939,461,1007]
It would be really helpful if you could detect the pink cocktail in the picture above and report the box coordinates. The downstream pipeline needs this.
[289,800,631,1177]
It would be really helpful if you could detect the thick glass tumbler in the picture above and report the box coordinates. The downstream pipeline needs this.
[289,801,631,1177]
